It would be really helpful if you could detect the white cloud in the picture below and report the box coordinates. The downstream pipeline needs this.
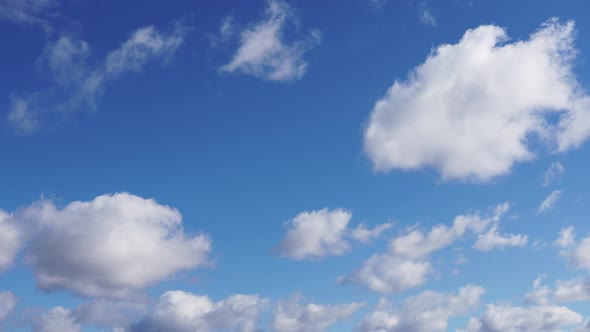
[543,162,565,186]
[360,284,484,332]
[556,226,590,272]
[473,226,527,251]
[7,98,40,135]
[279,208,352,260]
[350,222,392,244]
[278,208,390,260]
[554,278,590,303]
[556,226,576,249]
[418,2,437,27]
[0,211,24,273]
[364,19,590,181]
[346,203,510,293]
[0,291,16,322]
[220,0,320,81]
[538,190,562,213]
[32,307,81,332]
[9,192,211,299]
[73,299,148,330]
[460,303,584,332]
[8,22,188,133]
[0,0,56,31]
[270,296,364,332]
[132,291,268,332]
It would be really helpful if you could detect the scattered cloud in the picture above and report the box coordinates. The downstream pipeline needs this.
[459,303,585,332]
[364,19,590,181]
[538,190,563,213]
[32,307,81,332]
[368,0,387,10]
[8,21,188,133]
[350,222,392,244]
[0,211,25,273]
[220,0,321,81]
[556,226,576,249]
[557,226,590,272]
[270,296,364,332]
[345,203,512,293]
[543,162,565,186]
[526,274,590,304]
[278,208,391,260]
[1,193,211,299]
[132,291,268,332]
[209,15,235,46]
[473,226,527,251]
[360,284,484,332]
[418,2,437,27]
[0,0,57,32]
[73,299,148,330]
[0,291,16,322]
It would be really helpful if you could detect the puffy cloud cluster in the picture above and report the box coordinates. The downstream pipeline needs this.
[32,307,81,332]
[278,208,391,260]
[220,0,320,81]
[270,296,364,332]
[8,21,187,133]
[360,285,484,332]
[526,275,590,305]
[0,193,211,299]
[132,291,268,332]
[556,226,590,272]
[364,19,590,181]
[460,304,584,332]
[346,203,524,293]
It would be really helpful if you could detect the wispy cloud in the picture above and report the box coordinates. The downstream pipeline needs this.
[7,21,188,133]
[538,190,562,213]
[220,0,321,82]
[418,2,437,27]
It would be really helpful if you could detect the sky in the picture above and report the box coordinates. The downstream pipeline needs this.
[0,0,590,331]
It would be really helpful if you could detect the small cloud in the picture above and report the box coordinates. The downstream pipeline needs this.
[543,162,565,186]
[538,190,562,213]
[418,2,437,27]
[220,0,321,82]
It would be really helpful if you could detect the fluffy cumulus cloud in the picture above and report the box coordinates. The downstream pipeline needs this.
[538,190,563,213]
[346,203,517,293]
[556,226,590,272]
[364,19,590,181]
[132,291,268,332]
[360,285,484,332]
[220,0,321,81]
[278,208,391,260]
[0,291,16,322]
[526,275,590,304]
[6,193,211,299]
[73,299,148,330]
[460,303,584,332]
[270,296,364,332]
[0,211,24,273]
[8,21,187,133]
[32,307,81,332]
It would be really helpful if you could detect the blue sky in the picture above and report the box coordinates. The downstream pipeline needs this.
[1,0,590,331]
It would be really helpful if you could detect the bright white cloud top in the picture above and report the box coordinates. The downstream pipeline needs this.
[278,208,391,260]
[1,193,211,299]
[364,19,590,181]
